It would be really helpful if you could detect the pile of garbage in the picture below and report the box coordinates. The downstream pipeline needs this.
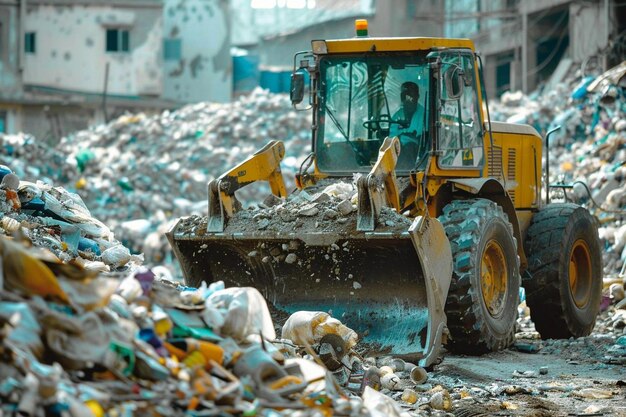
[0,132,71,185]
[0,166,140,272]
[1,88,312,268]
[175,178,411,239]
[491,61,626,277]
[0,166,439,416]
[57,88,310,265]
[1,232,456,416]
[1,62,626,415]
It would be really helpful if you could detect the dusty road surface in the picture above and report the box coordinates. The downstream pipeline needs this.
[380,305,626,417]
[431,348,625,416]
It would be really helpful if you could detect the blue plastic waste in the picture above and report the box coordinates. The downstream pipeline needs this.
[78,237,101,256]
[571,76,595,100]
[0,165,11,182]
[21,197,45,212]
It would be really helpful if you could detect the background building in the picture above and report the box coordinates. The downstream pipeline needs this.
[1,0,623,136]
[0,0,231,139]
[162,0,231,104]
[230,0,444,95]
[445,0,624,96]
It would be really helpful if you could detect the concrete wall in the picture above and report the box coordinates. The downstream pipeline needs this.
[519,0,571,15]
[21,104,96,141]
[250,0,444,69]
[0,104,20,134]
[163,0,231,103]
[570,1,610,63]
[372,0,444,38]
[22,3,163,96]
[231,0,372,46]
[0,5,22,99]
[445,0,614,95]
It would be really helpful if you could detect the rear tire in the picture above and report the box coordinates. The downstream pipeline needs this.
[439,199,520,354]
[524,204,602,339]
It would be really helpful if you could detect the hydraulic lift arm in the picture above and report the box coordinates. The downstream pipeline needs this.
[207,140,287,232]
[356,136,401,231]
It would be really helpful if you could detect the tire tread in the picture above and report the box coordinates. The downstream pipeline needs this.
[439,199,521,353]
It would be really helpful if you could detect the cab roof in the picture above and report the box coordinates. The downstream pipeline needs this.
[321,37,476,54]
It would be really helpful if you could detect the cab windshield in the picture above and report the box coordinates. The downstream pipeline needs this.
[316,52,430,173]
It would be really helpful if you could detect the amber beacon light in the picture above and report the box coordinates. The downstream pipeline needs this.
[355,19,368,37]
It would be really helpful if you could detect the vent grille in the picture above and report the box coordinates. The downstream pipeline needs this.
[507,148,517,181]
[488,146,503,178]
[507,148,517,204]
[508,189,516,204]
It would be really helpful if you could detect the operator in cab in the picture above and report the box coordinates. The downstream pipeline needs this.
[390,81,426,168]
[390,81,425,144]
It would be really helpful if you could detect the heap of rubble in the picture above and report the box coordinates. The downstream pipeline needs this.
[175,178,411,239]
[491,62,626,277]
[1,59,626,417]
[0,167,140,272]
[1,88,312,268]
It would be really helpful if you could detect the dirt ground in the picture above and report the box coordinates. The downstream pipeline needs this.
[430,348,626,416]
[410,306,626,417]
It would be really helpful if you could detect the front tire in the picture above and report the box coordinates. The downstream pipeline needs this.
[524,204,602,339]
[439,199,521,354]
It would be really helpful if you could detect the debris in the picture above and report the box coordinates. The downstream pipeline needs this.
[512,369,538,378]
[500,401,519,410]
[336,199,354,216]
[0,60,625,415]
[572,388,613,399]
[281,310,358,350]
[362,386,409,417]
[401,388,418,404]
[360,366,381,393]
[101,245,132,268]
[409,365,428,384]
[380,372,404,390]
[284,253,297,264]
[297,203,319,217]
[429,389,452,411]
[206,286,276,341]
[514,342,541,353]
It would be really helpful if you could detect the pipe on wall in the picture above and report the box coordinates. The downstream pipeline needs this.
[18,0,25,71]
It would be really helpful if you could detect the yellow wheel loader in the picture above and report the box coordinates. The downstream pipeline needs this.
[167,21,603,367]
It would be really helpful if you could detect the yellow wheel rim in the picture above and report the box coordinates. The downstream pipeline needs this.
[569,239,592,308]
[481,239,508,317]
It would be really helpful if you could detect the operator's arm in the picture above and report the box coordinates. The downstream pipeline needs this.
[396,106,424,145]
[389,109,403,138]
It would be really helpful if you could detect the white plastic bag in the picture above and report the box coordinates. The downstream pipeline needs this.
[101,245,131,268]
[362,386,412,417]
[281,311,357,349]
[206,287,275,341]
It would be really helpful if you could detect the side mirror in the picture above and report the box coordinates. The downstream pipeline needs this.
[444,67,464,100]
[290,72,305,105]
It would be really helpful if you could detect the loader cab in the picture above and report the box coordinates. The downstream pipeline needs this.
[434,51,485,171]
[292,41,486,179]
[314,52,431,174]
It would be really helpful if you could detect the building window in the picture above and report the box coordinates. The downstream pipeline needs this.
[163,38,182,61]
[0,111,7,133]
[24,32,36,54]
[406,0,416,17]
[106,28,129,52]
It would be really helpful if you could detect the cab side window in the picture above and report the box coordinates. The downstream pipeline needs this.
[437,53,483,169]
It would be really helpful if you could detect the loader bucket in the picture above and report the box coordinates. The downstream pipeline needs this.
[167,215,452,367]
